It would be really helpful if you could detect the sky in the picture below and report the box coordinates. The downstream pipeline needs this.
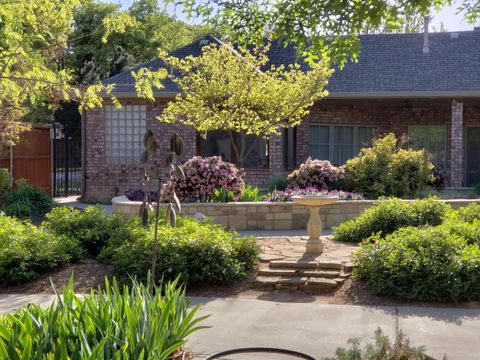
[112,0,478,32]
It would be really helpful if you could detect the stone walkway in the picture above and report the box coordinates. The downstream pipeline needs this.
[1,294,479,359]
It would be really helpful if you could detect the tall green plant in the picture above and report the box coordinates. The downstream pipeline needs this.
[0,276,207,359]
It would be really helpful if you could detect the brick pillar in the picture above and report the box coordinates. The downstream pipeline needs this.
[268,134,284,175]
[450,99,464,187]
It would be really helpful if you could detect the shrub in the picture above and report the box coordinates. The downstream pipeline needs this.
[125,188,159,201]
[44,206,136,257]
[2,184,52,218]
[324,328,428,360]
[0,277,206,359]
[267,172,288,191]
[343,134,433,199]
[333,197,449,243]
[0,215,81,285]
[354,226,480,301]
[239,185,265,202]
[287,158,344,190]
[212,188,234,202]
[105,216,258,286]
[0,168,11,205]
[454,203,480,223]
[164,156,245,202]
[267,187,364,202]
[429,166,446,190]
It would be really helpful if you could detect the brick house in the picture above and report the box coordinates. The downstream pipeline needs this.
[82,30,480,202]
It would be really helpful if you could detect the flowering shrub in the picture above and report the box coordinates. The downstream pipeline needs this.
[287,158,344,190]
[125,189,159,202]
[266,187,364,202]
[164,156,245,202]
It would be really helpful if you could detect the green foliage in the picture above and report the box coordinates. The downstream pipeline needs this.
[333,197,449,243]
[44,206,133,257]
[212,188,235,203]
[323,328,427,360]
[0,169,12,206]
[0,216,82,285]
[68,0,211,83]
[156,43,332,165]
[239,185,265,202]
[454,203,480,223]
[0,277,207,359]
[354,225,480,301]
[267,173,289,192]
[2,184,52,218]
[343,134,434,199]
[168,0,469,66]
[104,216,259,286]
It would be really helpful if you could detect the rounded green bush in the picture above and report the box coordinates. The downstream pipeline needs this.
[333,197,450,243]
[3,184,52,218]
[44,206,134,257]
[105,216,259,286]
[354,226,480,301]
[0,215,82,285]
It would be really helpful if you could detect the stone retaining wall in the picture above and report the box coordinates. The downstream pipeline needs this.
[112,196,480,231]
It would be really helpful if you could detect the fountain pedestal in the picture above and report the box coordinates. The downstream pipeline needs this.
[291,195,338,254]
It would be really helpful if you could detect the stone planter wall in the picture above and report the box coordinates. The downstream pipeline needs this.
[112,196,480,231]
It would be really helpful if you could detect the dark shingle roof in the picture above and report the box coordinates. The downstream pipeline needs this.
[103,31,480,97]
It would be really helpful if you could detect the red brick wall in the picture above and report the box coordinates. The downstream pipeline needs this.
[296,98,455,184]
[83,98,480,201]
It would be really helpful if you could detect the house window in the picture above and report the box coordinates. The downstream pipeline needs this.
[198,131,268,168]
[105,105,147,165]
[408,125,447,169]
[309,125,377,165]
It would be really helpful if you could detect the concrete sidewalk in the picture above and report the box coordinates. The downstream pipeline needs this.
[1,294,479,359]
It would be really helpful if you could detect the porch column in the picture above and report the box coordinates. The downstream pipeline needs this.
[268,134,283,175]
[450,99,464,187]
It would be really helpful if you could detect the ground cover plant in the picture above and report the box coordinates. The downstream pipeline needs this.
[0,277,207,359]
[0,215,81,285]
[267,187,364,202]
[333,197,449,243]
[102,215,258,286]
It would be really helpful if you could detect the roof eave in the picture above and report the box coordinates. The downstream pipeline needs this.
[328,91,480,99]
[103,90,480,100]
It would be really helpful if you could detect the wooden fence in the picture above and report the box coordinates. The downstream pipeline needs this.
[0,124,52,193]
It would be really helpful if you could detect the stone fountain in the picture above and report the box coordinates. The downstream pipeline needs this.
[291,195,338,254]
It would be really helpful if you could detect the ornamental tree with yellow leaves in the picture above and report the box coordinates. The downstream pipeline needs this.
[154,42,332,166]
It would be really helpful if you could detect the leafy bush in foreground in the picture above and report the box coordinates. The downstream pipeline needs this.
[454,202,480,223]
[104,216,258,285]
[2,184,52,218]
[354,226,480,301]
[333,197,449,243]
[44,206,137,257]
[0,277,207,359]
[323,328,428,360]
[0,215,81,285]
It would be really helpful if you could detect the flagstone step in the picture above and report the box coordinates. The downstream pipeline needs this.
[269,259,345,271]
[258,268,342,278]
[253,276,344,290]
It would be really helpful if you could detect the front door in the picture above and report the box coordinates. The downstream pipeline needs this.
[466,127,480,187]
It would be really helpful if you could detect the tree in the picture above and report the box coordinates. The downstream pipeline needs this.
[66,0,212,83]
[166,0,479,65]
[0,0,122,152]
[362,12,424,34]
[151,42,332,165]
